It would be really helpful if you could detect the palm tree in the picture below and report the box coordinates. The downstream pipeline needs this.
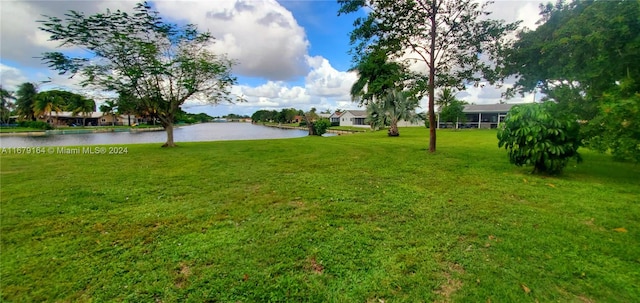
[384,89,421,136]
[15,82,38,121]
[365,99,387,131]
[33,93,64,126]
[0,86,16,124]
[436,87,458,108]
[99,100,117,126]
[367,89,420,136]
[436,88,467,128]
[350,49,404,106]
[70,97,96,126]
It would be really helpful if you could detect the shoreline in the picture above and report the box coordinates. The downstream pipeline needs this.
[260,123,365,135]
[0,127,165,137]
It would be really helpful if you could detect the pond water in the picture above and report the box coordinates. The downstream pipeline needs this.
[0,123,308,147]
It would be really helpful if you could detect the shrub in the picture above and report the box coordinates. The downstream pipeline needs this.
[18,121,53,130]
[497,102,582,174]
[313,119,331,136]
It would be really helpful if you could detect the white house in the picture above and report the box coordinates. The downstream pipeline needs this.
[338,110,368,127]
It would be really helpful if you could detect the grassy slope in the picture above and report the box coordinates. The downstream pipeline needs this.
[1,128,638,302]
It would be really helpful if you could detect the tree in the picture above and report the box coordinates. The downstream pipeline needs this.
[436,88,467,128]
[69,96,96,126]
[39,2,238,147]
[302,107,320,136]
[497,102,582,175]
[502,0,640,161]
[0,87,16,124]
[313,119,331,136]
[378,89,419,137]
[14,82,38,121]
[33,92,64,125]
[350,48,405,106]
[99,100,118,126]
[339,0,519,152]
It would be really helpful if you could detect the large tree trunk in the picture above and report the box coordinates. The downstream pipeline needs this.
[162,122,177,147]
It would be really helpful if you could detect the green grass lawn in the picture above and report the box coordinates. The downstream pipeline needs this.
[1,128,638,302]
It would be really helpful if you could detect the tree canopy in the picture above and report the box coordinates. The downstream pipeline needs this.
[38,1,238,147]
[502,0,640,162]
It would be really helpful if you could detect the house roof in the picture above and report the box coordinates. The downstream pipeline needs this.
[463,103,517,113]
[343,110,367,117]
[50,111,136,118]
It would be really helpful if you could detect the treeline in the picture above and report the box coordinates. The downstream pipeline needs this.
[1,83,96,123]
[175,110,214,124]
[251,108,305,123]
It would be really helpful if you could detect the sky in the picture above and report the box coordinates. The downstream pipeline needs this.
[0,0,544,117]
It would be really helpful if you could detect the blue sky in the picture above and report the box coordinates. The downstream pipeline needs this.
[0,0,541,117]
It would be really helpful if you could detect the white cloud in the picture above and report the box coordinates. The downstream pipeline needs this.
[305,56,357,98]
[0,64,29,90]
[154,0,310,80]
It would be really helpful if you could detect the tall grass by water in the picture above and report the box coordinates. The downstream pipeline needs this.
[1,128,638,302]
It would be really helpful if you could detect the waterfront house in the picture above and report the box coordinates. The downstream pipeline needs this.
[437,103,516,129]
[338,110,368,127]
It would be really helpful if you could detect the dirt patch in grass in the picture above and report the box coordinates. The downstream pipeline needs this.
[435,263,465,302]
[306,256,324,274]
[174,262,192,289]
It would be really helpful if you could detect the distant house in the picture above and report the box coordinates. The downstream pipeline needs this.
[329,111,342,124]
[438,103,516,129]
[317,113,331,120]
[339,110,368,127]
[39,112,143,126]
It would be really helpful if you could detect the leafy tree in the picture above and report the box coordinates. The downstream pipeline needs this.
[39,2,238,147]
[504,0,640,100]
[1,86,16,124]
[313,119,331,136]
[339,0,518,152]
[99,100,118,126]
[14,82,38,121]
[436,88,467,128]
[502,0,640,161]
[585,79,640,163]
[497,102,582,174]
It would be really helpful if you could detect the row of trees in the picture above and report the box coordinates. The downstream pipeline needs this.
[250,108,331,136]
[1,83,96,125]
[251,108,305,124]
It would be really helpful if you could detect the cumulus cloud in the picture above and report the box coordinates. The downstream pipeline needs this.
[305,56,357,98]
[154,0,310,80]
[0,64,29,90]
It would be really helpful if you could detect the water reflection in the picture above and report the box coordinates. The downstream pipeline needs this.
[0,123,308,147]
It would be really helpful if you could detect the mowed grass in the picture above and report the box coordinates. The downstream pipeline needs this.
[1,128,638,302]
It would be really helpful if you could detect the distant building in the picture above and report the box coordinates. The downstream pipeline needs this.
[339,110,368,127]
[438,103,516,129]
[38,112,144,126]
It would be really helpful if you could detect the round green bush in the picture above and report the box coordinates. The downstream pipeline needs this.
[497,102,582,174]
